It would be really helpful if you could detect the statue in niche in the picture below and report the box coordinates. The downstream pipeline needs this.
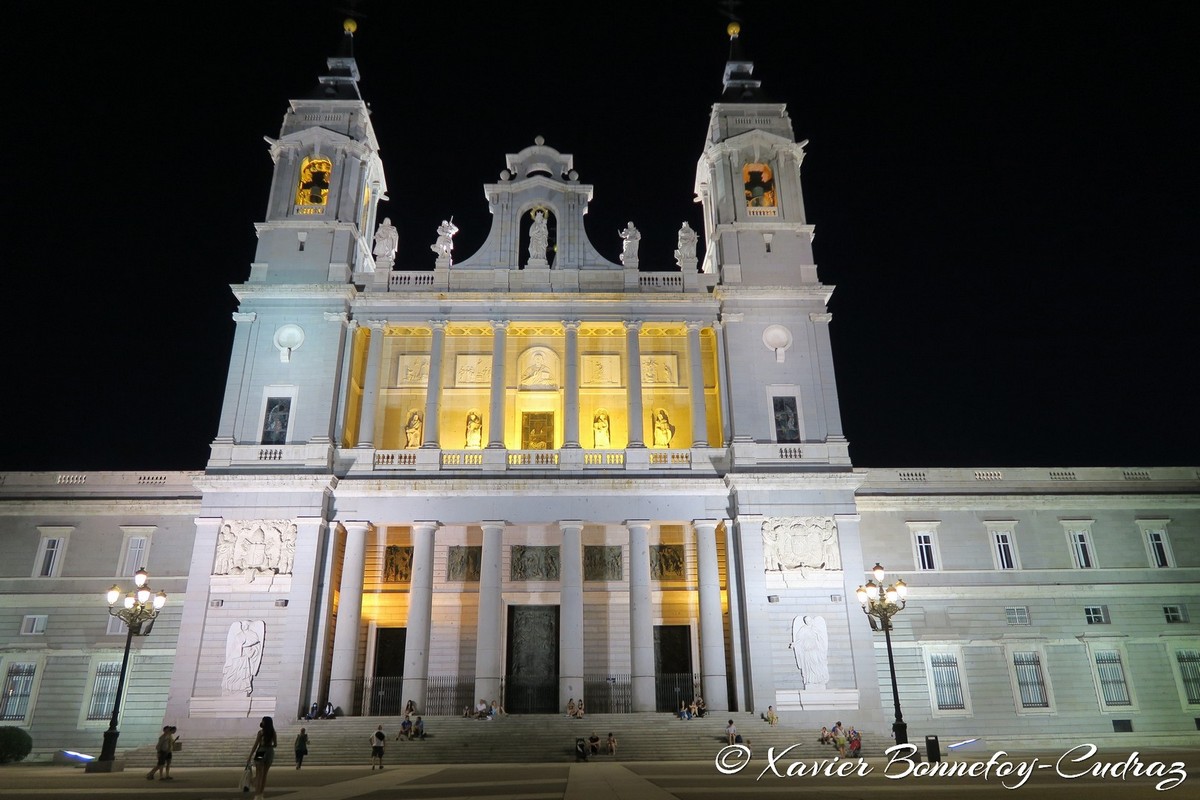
[649,544,684,580]
[618,221,641,265]
[384,545,413,582]
[430,218,459,261]
[584,545,622,581]
[673,221,698,266]
[592,409,611,448]
[510,545,560,581]
[790,615,830,689]
[652,408,675,447]
[465,410,484,449]
[222,619,265,696]
[404,410,423,448]
[447,545,482,581]
[762,516,842,573]
[528,208,549,263]
[373,217,399,262]
[214,520,297,579]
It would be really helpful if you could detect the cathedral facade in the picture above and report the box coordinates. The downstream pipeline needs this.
[1,26,1197,758]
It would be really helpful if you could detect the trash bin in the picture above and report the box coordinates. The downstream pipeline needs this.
[925,735,941,763]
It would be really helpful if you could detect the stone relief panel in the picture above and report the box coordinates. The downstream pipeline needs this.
[584,545,622,581]
[581,354,621,387]
[398,355,430,387]
[510,545,560,581]
[762,516,842,573]
[384,545,412,583]
[447,545,482,582]
[649,544,685,580]
[640,354,679,387]
[454,354,492,387]
[214,520,297,578]
[789,614,829,689]
[222,619,265,696]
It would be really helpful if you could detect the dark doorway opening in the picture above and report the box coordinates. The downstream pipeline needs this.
[369,628,406,714]
[506,605,559,713]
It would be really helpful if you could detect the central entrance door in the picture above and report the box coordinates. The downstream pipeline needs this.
[505,605,559,713]
[370,628,406,714]
[654,624,694,712]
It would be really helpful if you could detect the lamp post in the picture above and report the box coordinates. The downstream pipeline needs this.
[87,568,167,772]
[855,562,909,746]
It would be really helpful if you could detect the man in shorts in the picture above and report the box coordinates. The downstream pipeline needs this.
[370,725,386,770]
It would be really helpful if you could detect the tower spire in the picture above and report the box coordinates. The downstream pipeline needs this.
[721,21,764,101]
[310,18,363,101]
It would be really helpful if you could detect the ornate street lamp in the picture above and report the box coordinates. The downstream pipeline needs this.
[855,562,909,746]
[87,568,167,771]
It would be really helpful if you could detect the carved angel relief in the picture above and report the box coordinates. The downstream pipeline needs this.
[762,516,842,572]
[222,619,265,696]
[214,520,298,579]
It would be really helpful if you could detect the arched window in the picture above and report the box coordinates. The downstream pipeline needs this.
[296,156,333,209]
[742,162,776,208]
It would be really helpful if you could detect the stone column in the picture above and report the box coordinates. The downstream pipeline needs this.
[559,520,585,706]
[627,519,655,710]
[686,321,709,447]
[328,520,370,714]
[694,519,728,710]
[561,321,581,448]
[331,316,358,447]
[474,521,506,705]
[735,514,775,712]
[723,518,746,711]
[355,321,386,448]
[215,312,256,442]
[486,322,508,448]
[422,321,447,447]
[624,321,645,448]
[402,521,439,710]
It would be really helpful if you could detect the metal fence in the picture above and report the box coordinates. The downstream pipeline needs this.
[655,672,700,713]
[584,673,631,713]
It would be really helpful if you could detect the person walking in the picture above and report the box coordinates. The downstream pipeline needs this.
[245,716,277,800]
[294,727,309,769]
[370,724,386,770]
[146,725,175,780]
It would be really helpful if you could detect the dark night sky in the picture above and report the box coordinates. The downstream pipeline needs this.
[4,1,1197,472]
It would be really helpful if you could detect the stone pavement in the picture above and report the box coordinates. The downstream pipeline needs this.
[2,748,1196,799]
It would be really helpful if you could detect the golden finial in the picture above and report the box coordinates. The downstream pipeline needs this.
[727,22,741,39]
[344,18,358,34]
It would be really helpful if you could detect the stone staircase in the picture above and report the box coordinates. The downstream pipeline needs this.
[123,713,868,766]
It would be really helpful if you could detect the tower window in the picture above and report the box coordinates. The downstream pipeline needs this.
[742,162,776,209]
[296,156,333,208]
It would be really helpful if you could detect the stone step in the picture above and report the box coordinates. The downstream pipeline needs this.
[127,714,873,766]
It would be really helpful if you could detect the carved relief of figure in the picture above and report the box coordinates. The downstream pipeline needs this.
[618,221,641,265]
[652,408,675,447]
[762,516,842,572]
[592,409,611,448]
[430,219,459,260]
[520,351,552,385]
[214,524,236,574]
[790,615,830,689]
[373,217,399,261]
[405,410,423,449]
[222,619,265,696]
[650,544,684,580]
[277,524,297,575]
[673,221,698,266]
[384,544,413,582]
[465,410,483,449]
[528,209,549,262]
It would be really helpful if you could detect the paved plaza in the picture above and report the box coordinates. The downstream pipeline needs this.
[3,748,1196,800]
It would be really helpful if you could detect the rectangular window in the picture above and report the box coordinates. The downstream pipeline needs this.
[1069,530,1094,569]
[1013,651,1050,708]
[262,396,293,445]
[930,653,965,710]
[19,615,47,635]
[1147,530,1172,568]
[1005,606,1030,625]
[1085,605,1110,624]
[1164,605,1189,624]
[36,538,63,577]
[1095,650,1131,707]
[0,662,36,721]
[771,396,800,443]
[916,533,937,571]
[106,615,128,636]
[121,536,148,576]
[1176,650,1200,705]
[86,662,122,721]
[993,531,1016,570]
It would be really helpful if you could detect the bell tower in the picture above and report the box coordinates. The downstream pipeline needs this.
[249,19,387,285]
[697,23,849,464]
[207,20,386,470]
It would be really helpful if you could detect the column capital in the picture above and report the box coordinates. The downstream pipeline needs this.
[365,319,388,330]
[412,520,441,534]
[480,520,508,532]
[685,320,706,332]
[429,320,448,331]
[338,520,373,533]
[624,519,652,531]
[692,519,720,531]
[558,520,585,532]
[323,311,349,325]
[623,319,644,333]
[809,312,833,324]
[561,320,582,332]
[232,311,257,324]
[489,320,510,332]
